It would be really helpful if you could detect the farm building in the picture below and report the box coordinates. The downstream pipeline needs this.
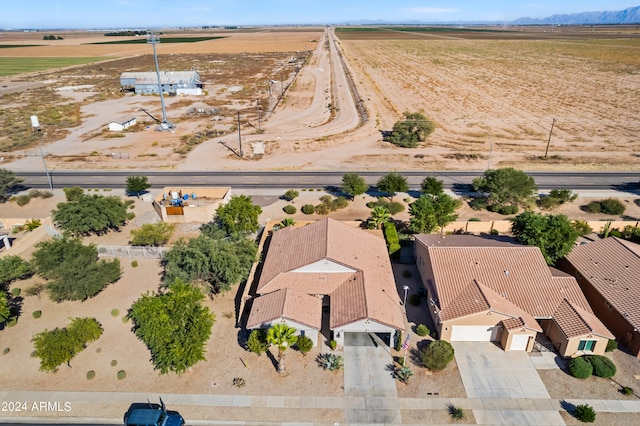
[107,117,136,131]
[120,71,203,95]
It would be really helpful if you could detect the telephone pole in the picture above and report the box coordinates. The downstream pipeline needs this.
[237,111,243,158]
[544,118,556,158]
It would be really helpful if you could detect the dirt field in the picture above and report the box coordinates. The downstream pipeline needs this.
[2,26,640,173]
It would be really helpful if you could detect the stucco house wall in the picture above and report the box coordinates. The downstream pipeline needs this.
[250,318,319,347]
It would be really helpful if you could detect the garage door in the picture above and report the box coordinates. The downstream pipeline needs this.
[450,325,499,341]
[509,334,531,351]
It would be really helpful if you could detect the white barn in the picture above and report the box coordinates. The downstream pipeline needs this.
[107,117,137,131]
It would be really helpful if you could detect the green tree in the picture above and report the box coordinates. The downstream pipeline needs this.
[126,175,151,197]
[368,207,390,229]
[162,234,257,294]
[420,176,444,196]
[341,173,369,200]
[421,340,455,371]
[385,112,435,148]
[32,317,103,372]
[63,187,84,202]
[0,291,10,324]
[31,237,121,302]
[129,278,215,375]
[130,222,175,246]
[511,211,579,265]
[0,169,23,203]
[433,194,461,234]
[472,167,537,207]
[377,172,409,200]
[247,329,269,355]
[267,323,298,375]
[215,195,262,236]
[0,256,34,289]
[295,335,313,356]
[53,193,127,236]
[408,195,437,234]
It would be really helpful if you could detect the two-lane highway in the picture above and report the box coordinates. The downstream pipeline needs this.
[14,170,640,191]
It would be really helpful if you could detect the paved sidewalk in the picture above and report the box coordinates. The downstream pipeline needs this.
[3,390,640,425]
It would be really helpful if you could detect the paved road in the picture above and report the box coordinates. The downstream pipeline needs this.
[12,170,640,191]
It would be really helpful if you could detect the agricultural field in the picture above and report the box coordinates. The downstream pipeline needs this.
[0,57,107,76]
[334,26,640,171]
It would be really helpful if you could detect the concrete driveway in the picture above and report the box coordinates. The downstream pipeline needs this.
[453,341,550,399]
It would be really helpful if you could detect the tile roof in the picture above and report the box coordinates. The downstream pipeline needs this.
[553,299,614,339]
[564,237,640,330]
[254,219,404,331]
[502,317,526,331]
[246,288,322,330]
[417,235,601,334]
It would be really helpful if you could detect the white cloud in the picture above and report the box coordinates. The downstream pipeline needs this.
[406,8,459,14]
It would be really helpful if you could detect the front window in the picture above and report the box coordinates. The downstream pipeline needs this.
[578,339,596,352]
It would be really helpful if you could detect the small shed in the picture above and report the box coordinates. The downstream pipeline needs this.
[108,117,137,132]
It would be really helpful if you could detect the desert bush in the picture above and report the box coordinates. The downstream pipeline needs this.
[587,355,616,378]
[584,201,602,213]
[111,309,119,317]
[7,318,17,327]
[283,205,296,214]
[605,340,618,352]
[247,329,269,355]
[415,324,429,336]
[318,353,343,371]
[111,359,118,366]
[409,294,421,306]
[131,260,138,268]
[623,225,640,243]
[315,203,330,215]
[621,386,634,396]
[367,198,405,215]
[449,406,465,420]
[25,219,42,231]
[469,197,488,211]
[329,340,337,351]
[11,287,21,297]
[468,217,481,222]
[295,335,313,356]
[499,204,519,215]
[573,220,592,237]
[395,366,413,383]
[117,370,126,380]
[15,195,31,206]
[32,310,42,319]
[569,356,593,379]
[421,340,454,371]
[24,283,46,298]
[585,198,625,215]
[2,348,9,355]
[575,403,596,423]
[301,204,315,215]
[283,190,299,201]
[383,222,401,257]
[126,212,136,221]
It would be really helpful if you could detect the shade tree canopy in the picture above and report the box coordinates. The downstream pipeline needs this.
[31,237,121,302]
[341,173,369,200]
[0,255,34,289]
[376,173,409,200]
[215,195,262,236]
[125,175,151,197]
[420,177,444,196]
[408,193,460,234]
[472,167,537,207]
[385,112,435,148]
[511,211,579,265]
[53,192,127,236]
[0,169,23,203]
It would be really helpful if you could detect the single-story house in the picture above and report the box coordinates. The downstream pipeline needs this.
[247,218,405,347]
[415,235,613,357]
[107,117,136,131]
[120,71,202,95]
[559,237,640,357]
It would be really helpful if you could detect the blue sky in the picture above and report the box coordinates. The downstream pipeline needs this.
[2,1,638,29]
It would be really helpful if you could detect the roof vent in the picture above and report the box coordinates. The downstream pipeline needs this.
[504,270,510,277]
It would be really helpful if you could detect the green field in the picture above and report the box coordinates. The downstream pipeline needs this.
[88,36,225,45]
[0,57,110,77]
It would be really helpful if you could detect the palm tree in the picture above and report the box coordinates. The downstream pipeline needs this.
[369,207,390,229]
[267,324,298,375]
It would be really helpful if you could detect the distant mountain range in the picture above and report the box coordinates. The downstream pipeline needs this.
[512,5,640,25]
[345,5,640,26]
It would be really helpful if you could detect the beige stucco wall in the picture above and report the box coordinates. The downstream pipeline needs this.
[154,187,231,224]
[439,311,512,342]
[442,220,639,235]
[542,319,608,358]
[501,329,537,352]
[252,318,320,347]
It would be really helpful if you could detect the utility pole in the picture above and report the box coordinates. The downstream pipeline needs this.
[237,111,243,158]
[30,115,53,191]
[148,31,171,129]
[544,118,556,158]
[256,98,261,131]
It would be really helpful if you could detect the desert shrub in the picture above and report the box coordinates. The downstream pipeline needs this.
[569,356,593,379]
[111,309,119,317]
[395,331,403,352]
[383,222,401,257]
[600,198,625,215]
[301,204,314,214]
[421,340,455,371]
[584,201,602,213]
[605,340,618,352]
[15,195,31,206]
[315,203,330,215]
[25,219,42,231]
[415,324,429,337]
[111,359,117,366]
[332,196,348,210]
[86,370,95,380]
[11,288,21,297]
[575,403,596,423]
[469,197,488,211]
[489,229,499,236]
[623,226,640,244]
[573,220,592,237]
[247,329,269,355]
[295,335,313,356]
[367,198,405,215]
[539,196,560,210]
[2,348,9,355]
[402,270,412,278]
[610,229,623,238]
[283,189,299,201]
[329,340,337,350]
[587,355,616,378]
[283,205,297,214]
[126,212,136,221]
[318,353,343,371]
[621,386,634,396]
[409,294,421,306]
[117,370,126,380]
[468,217,481,222]
[395,366,413,383]
[131,260,138,268]
[24,283,46,298]
[499,204,519,215]
[449,406,465,420]
[32,310,42,319]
